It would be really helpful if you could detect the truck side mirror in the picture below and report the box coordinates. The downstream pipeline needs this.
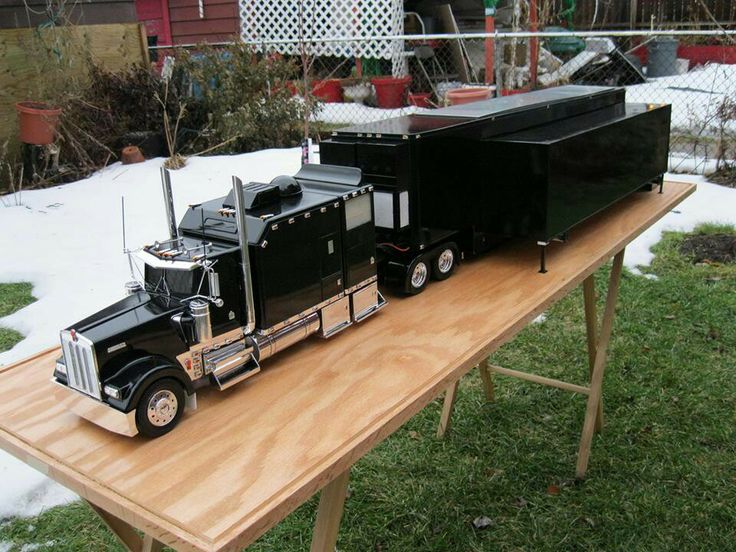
[208,270,223,307]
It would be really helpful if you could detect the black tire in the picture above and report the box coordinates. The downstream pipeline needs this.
[431,245,457,281]
[405,256,430,295]
[135,378,185,438]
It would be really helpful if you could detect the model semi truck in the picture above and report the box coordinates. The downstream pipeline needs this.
[54,164,386,437]
[54,85,670,438]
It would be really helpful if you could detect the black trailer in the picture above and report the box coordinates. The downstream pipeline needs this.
[320,85,670,292]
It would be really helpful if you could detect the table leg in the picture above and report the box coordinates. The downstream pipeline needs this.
[88,501,165,552]
[576,249,625,479]
[310,468,351,552]
[478,358,495,402]
[583,274,604,433]
[436,379,460,438]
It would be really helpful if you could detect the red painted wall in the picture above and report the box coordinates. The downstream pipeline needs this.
[135,0,172,46]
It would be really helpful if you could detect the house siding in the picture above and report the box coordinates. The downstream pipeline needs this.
[0,0,137,29]
[168,0,239,45]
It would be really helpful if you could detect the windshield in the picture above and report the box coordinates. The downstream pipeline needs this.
[144,265,201,298]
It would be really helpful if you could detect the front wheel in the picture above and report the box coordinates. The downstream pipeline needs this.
[135,378,185,438]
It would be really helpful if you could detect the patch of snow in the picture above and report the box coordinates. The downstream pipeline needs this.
[626,63,736,133]
[0,542,13,552]
[0,453,76,519]
[626,174,736,273]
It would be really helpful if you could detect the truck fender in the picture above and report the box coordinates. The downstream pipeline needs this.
[106,355,194,413]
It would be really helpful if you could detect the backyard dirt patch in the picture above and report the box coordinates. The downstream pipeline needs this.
[679,233,736,264]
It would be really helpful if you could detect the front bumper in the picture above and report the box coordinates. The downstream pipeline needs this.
[53,379,138,437]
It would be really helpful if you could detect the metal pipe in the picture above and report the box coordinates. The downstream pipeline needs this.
[149,29,736,51]
[160,167,179,242]
[241,29,736,46]
[190,300,213,342]
[231,176,256,334]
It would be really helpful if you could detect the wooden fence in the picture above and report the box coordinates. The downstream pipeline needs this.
[0,23,149,146]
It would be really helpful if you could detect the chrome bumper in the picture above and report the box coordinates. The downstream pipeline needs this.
[53,380,138,437]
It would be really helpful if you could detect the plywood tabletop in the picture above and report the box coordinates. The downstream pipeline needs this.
[0,181,695,552]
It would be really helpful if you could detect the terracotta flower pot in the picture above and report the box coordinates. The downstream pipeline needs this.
[311,79,343,103]
[446,87,493,106]
[121,146,145,165]
[371,76,412,108]
[408,92,432,108]
[15,101,62,145]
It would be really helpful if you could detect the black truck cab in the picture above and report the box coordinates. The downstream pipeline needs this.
[53,164,386,438]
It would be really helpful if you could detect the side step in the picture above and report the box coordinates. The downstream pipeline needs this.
[212,355,261,391]
[203,340,261,391]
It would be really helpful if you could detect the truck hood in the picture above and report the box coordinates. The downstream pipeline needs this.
[67,292,184,345]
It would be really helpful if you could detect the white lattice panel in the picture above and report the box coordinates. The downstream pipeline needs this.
[240,0,404,62]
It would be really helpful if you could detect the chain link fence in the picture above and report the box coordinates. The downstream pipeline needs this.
[252,29,736,175]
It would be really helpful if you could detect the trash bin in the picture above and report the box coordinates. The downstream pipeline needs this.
[647,37,679,78]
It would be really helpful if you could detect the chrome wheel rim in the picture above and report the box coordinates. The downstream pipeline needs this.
[411,261,428,289]
[437,249,454,273]
[147,390,178,427]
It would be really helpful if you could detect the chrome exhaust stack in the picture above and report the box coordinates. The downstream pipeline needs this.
[160,167,180,242]
[231,176,257,334]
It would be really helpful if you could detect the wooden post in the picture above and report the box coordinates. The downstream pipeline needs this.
[583,274,604,432]
[436,380,460,438]
[478,358,495,402]
[310,469,351,552]
[576,250,625,479]
[88,502,165,552]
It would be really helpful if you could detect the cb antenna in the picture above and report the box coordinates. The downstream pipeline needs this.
[121,196,135,279]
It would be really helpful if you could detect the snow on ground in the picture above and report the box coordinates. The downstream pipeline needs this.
[0,147,735,518]
[626,63,736,132]
[625,174,736,272]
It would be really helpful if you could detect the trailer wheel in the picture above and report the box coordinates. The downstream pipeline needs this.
[135,378,185,438]
[406,256,430,294]
[432,246,457,281]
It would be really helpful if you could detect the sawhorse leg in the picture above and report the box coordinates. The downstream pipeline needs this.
[434,250,625,479]
[311,468,351,552]
[583,273,604,433]
[87,502,165,552]
[576,249,625,478]
[436,358,494,439]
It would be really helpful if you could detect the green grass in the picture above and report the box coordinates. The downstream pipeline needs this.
[2,225,736,551]
[0,282,35,353]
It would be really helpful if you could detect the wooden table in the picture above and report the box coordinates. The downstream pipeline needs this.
[0,181,694,552]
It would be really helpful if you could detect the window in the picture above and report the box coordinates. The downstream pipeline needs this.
[345,194,372,230]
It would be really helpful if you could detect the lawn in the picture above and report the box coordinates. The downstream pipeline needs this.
[0,283,35,353]
[1,225,735,551]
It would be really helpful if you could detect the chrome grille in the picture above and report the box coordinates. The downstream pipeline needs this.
[60,330,102,399]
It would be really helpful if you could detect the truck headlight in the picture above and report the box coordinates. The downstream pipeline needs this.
[103,385,121,399]
[55,361,67,375]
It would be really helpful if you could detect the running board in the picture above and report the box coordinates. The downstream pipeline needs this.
[213,355,261,391]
